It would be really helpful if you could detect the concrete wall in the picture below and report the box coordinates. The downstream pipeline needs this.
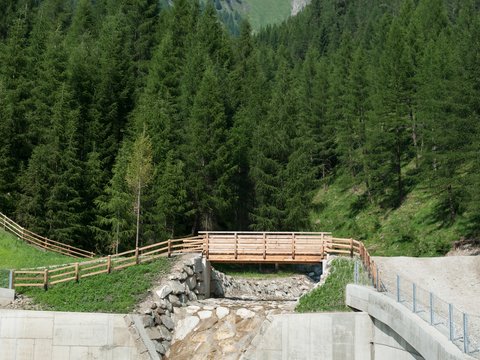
[346,284,474,360]
[0,309,140,360]
[0,288,14,306]
[242,312,373,360]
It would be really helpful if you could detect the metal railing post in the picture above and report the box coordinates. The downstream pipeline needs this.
[397,275,400,302]
[463,313,469,353]
[449,303,454,341]
[354,261,358,284]
[429,292,434,325]
[8,270,13,289]
[413,283,417,313]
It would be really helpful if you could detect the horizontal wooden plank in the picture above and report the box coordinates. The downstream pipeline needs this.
[50,270,76,279]
[14,283,45,287]
[113,262,137,271]
[49,276,77,285]
[80,269,109,278]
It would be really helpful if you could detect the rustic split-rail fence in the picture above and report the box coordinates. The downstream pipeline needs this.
[1,213,381,291]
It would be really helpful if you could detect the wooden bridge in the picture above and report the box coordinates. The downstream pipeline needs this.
[201,231,359,264]
[10,231,379,290]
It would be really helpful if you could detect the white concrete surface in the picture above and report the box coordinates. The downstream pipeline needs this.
[346,284,475,360]
[0,288,14,306]
[0,309,140,360]
[242,312,373,360]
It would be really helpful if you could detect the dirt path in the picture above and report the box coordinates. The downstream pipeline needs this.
[374,256,480,316]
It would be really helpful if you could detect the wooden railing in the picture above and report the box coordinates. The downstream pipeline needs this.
[0,212,95,258]
[12,235,204,289]
[12,231,382,291]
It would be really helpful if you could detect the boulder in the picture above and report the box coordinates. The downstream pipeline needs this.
[161,315,175,330]
[156,285,172,299]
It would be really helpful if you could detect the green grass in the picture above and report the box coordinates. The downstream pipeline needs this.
[0,230,81,270]
[311,174,464,257]
[213,263,299,278]
[244,0,291,31]
[296,258,354,312]
[18,258,173,313]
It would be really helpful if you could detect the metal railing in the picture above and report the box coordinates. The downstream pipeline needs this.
[354,259,480,357]
[0,269,13,289]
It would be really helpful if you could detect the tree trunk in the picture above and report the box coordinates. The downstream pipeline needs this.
[135,180,141,249]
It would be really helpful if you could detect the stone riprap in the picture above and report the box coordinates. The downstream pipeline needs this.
[167,298,297,359]
[135,254,316,359]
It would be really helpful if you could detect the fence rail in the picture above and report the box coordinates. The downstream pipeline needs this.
[0,212,95,258]
[12,235,204,289]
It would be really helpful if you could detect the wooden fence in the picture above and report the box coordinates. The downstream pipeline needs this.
[12,231,383,291]
[0,212,95,258]
[13,236,204,289]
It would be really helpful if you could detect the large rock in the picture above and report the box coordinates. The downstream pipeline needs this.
[168,280,186,295]
[198,310,212,320]
[183,266,194,276]
[161,315,175,330]
[236,308,255,320]
[216,306,229,320]
[173,316,200,341]
[168,294,181,307]
[186,276,197,290]
[156,284,173,299]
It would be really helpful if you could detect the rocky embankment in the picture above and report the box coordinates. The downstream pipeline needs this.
[135,254,317,359]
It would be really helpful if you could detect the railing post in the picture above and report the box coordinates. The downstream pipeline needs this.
[413,283,417,313]
[396,275,400,302]
[291,233,295,260]
[43,269,49,291]
[8,270,13,289]
[354,261,358,284]
[106,256,111,274]
[429,292,434,325]
[234,232,238,260]
[449,303,454,341]
[350,238,354,257]
[135,247,139,264]
[263,233,266,260]
[463,313,469,353]
[74,263,79,282]
[168,240,172,258]
[11,270,15,289]
[205,233,209,258]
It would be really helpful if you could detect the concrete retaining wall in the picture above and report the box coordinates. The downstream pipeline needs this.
[0,309,140,360]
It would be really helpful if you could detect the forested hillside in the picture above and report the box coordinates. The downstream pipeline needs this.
[0,0,479,255]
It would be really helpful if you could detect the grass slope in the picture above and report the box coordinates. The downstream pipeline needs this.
[296,258,353,312]
[18,258,173,313]
[311,174,464,256]
[0,230,79,269]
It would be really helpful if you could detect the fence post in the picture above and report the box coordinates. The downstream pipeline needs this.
[353,261,358,284]
[8,270,13,289]
[74,263,79,282]
[413,283,417,313]
[463,313,469,353]
[292,233,296,260]
[107,256,111,274]
[43,269,48,291]
[168,240,172,258]
[396,275,400,302]
[135,247,139,264]
[263,233,266,260]
[449,303,454,341]
[234,232,238,260]
[350,238,354,257]
[429,292,434,325]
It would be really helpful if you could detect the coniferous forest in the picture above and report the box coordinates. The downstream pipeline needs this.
[0,0,479,254]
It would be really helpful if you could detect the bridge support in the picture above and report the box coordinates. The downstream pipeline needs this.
[194,256,211,299]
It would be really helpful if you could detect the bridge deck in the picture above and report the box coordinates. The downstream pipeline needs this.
[200,231,358,264]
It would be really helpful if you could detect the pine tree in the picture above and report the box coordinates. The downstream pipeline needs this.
[185,63,234,231]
